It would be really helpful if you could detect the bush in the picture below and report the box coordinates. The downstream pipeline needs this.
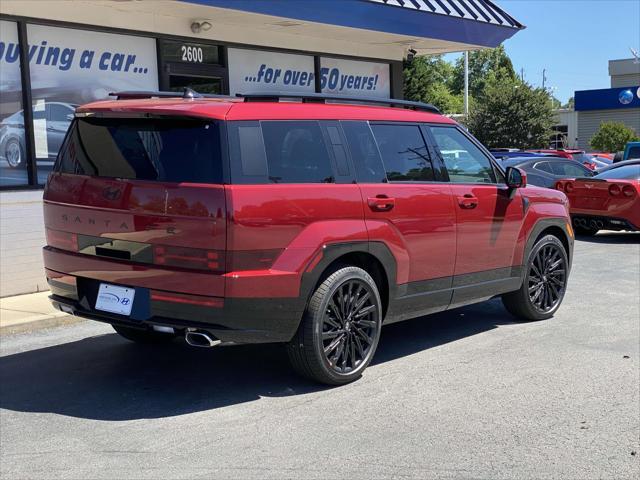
[589,122,639,153]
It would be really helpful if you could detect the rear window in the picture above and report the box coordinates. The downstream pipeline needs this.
[228,121,335,183]
[56,118,222,183]
[594,164,640,180]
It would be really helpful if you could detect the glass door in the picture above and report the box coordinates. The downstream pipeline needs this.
[159,39,228,95]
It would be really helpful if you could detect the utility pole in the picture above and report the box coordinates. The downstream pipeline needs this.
[464,51,469,116]
[542,69,547,90]
[520,67,524,82]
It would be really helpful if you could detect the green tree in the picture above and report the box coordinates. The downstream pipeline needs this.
[451,46,517,99]
[466,73,555,149]
[404,55,464,114]
[589,121,639,153]
[563,97,575,109]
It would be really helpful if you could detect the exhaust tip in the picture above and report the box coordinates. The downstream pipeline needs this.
[185,330,221,348]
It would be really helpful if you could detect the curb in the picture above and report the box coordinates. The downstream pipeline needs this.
[0,314,85,336]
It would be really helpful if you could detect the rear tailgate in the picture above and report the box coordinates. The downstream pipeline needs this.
[43,115,226,299]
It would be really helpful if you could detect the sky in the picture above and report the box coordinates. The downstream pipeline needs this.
[446,0,640,103]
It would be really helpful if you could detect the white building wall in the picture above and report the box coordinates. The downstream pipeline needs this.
[577,109,640,151]
[0,190,47,297]
[553,109,579,148]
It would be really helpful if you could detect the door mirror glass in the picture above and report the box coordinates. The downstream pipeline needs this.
[506,166,527,188]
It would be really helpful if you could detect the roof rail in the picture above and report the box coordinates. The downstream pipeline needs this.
[237,92,441,113]
[109,88,233,100]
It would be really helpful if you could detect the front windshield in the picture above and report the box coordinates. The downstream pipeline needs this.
[594,164,640,180]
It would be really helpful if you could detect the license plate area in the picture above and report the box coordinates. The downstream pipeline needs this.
[95,283,135,316]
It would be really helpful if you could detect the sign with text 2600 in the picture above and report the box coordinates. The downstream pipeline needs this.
[320,58,390,98]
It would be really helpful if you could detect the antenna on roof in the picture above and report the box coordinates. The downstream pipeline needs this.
[631,47,640,64]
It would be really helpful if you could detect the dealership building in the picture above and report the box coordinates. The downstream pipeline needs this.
[0,0,522,296]
[552,58,640,150]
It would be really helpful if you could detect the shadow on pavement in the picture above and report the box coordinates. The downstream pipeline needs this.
[0,299,517,421]
[576,232,640,244]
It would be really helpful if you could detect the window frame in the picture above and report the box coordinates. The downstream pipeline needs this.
[423,124,506,186]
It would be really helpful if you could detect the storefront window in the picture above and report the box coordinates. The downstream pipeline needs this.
[26,24,159,184]
[0,20,28,187]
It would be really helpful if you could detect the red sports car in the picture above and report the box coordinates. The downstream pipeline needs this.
[555,160,640,235]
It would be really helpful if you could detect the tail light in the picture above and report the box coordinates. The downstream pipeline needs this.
[622,185,636,197]
[154,245,222,271]
[608,184,621,196]
[564,182,574,193]
[46,228,78,251]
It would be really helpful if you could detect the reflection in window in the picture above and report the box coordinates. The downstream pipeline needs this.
[261,121,334,183]
[0,20,28,187]
[429,127,495,184]
[370,124,434,181]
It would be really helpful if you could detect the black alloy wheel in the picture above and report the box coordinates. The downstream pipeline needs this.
[527,243,566,314]
[321,279,378,374]
[287,266,382,385]
[502,234,569,321]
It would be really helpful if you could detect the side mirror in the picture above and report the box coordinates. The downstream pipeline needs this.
[506,166,527,189]
[66,113,74,121]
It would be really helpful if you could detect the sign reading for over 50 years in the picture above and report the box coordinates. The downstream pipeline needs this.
[228,48,390,98]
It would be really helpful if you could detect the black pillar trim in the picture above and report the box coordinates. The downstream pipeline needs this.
[314,56,321,93]
[17,21,37,186]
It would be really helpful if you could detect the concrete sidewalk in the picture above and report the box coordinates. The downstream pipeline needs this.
[0,291,83,335]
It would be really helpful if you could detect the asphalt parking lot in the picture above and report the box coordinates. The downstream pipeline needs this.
[1,232,638,479]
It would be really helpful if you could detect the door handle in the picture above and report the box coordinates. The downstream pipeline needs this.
[368,195,395,212]
[457,194,478,209]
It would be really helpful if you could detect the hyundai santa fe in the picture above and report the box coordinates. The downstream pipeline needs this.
[43,90,574,385]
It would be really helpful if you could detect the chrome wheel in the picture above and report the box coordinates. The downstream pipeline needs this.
[322,279,379,374]
[528,243,566,313]
[5,140,22,168]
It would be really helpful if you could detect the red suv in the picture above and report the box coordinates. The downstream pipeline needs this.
[43,91,574,385]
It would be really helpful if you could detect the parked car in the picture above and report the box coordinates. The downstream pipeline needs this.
[555,159,640,235]
[490,149,550,160]
[0,102,77,168]
[526,149,601,170]
[502,156,593,188]
[43,91,574,385]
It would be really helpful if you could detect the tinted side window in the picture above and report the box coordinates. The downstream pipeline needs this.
[228,121,335,184]
[262,121,334,183]
[370,124,434,181]
[550,161,588,177]
[341,121,386,183]
[534,161,552,173]
[429,127,496,183]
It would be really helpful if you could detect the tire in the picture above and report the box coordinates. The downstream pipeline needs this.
[5,139,24,169]
[502,234,569,321]
[574,225,598,236]
[287,266,383,385]
[112,324,176,344]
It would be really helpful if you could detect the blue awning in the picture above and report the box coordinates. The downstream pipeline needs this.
[181,0,524,51]
[369,0,523,30]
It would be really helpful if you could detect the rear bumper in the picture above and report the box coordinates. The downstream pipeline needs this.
[571,214,639,232]
[46,272,305,344]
